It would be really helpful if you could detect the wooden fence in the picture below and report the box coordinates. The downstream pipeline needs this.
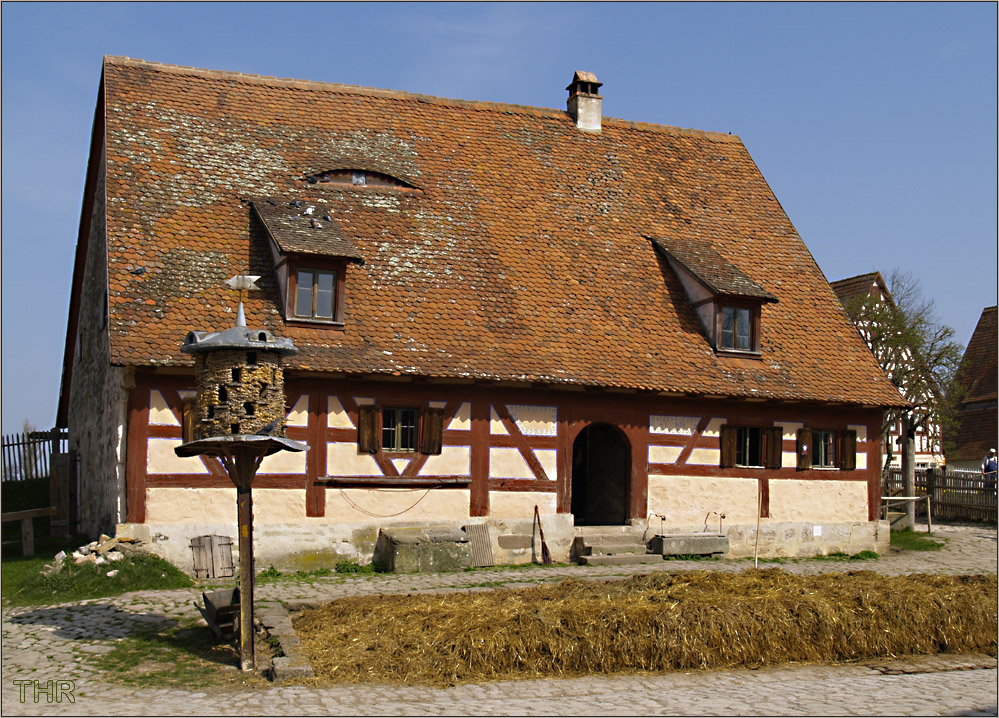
[2,429,68,482]
[885,467,997,523]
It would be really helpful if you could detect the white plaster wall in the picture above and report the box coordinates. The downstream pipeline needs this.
[285,396,309,426]
[253,488,307,522]
[650,415,700,435]
[447,402,471,431]
[489,491,556,518]
[327,442,381,476]
[648,474,759,525]
[769,479,868,524]
[146,487,237,524]
[418,446,470,476]
[507,405,557,436]
[147,438,209,474]
[535,449,557,481]
[489,406,508,434]
[687,448,721,465]
[258,449,308,474]
[148,390,179,425]
[327,396,354,428]
[324,487,470,523]
[489,447,534,478]
[649,445,683,464]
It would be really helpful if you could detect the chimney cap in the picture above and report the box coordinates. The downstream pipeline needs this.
[566,71,602,92]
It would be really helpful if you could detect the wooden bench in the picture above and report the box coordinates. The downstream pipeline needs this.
[1,506,57,556]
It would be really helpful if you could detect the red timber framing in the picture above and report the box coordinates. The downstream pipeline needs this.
[123,371,886,524]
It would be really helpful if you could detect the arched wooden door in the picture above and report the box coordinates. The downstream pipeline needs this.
[571,423,630,525]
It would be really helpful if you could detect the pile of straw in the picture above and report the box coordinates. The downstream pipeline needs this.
[293,569,997,685]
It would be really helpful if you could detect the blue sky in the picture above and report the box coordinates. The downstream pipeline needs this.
[1,2,996,434]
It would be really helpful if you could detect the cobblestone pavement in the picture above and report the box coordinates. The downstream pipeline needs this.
[3,521,996,716]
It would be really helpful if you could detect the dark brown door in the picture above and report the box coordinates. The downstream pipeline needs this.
[571,423,629,525]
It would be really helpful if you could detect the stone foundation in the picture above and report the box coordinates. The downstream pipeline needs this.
[116,513,578,574]
[117,514,886,575]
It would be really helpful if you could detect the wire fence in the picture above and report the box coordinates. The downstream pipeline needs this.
[885,467,997,523]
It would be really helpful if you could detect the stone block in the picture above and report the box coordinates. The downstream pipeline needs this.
[271,656,314,681]
[377,527,472,573]
[650,534,729,556]
[497,534,532,549]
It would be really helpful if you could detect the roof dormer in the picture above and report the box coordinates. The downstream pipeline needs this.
[649,235,778,357]
[251,198,365,327]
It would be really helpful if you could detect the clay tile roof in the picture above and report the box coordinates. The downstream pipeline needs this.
[650,236,777,302]
[956,306,998,405]
[86,56,906,408]
[948,306,997,462]
[251,200,364,262]
[830,272,890,306]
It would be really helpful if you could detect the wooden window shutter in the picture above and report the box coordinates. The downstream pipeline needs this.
[420,406,445,455]
[839,430,857,470]
[357,405,379,454]
[765,426,783,470]
[719,425,736,468]
[796,428,812,470]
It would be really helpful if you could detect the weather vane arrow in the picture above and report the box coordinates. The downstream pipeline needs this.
[225,275,261,327]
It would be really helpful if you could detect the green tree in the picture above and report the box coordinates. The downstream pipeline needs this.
[840,270,964,525]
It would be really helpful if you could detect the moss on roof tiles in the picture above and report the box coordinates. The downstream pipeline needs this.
[98,57,904,408]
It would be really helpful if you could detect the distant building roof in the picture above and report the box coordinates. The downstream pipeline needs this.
[949,306,998,462]
[830,272,892,306]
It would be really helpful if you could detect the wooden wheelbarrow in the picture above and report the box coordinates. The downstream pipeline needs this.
[194,587,240,642]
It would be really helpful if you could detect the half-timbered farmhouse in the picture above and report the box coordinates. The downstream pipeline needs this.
[59,58,905,571]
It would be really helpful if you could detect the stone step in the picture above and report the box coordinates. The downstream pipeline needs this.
[577,554,664,566]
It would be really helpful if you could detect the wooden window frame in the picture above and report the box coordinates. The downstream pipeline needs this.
[720,424,782,469]
[812,429,837,468]
[795,428,858,470]
[286,256,347,326]
[382,406,419,454]
[356,404,444,456]
[715,300,762,356]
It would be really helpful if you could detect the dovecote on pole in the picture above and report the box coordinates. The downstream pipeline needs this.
[174,275,308,672]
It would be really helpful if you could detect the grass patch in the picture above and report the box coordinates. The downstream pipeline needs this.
[2,553,192,606]
[891,529,946,551]
[256,561,382,585]
[663,554,718,561]
[295,569,997,686]
[97,621,269,688]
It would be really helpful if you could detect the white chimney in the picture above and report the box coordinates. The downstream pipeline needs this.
[566,71,603,133]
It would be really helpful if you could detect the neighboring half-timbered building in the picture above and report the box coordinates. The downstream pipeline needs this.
[59,58,905,571]
[831,271,946,469]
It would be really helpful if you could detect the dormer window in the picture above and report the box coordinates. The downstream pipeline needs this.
[250,199,365,328]
[295,268,337,320]
[720,305,751,351]
[648,235,777,357]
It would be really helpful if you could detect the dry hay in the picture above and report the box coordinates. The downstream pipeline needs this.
[292,569,997,685]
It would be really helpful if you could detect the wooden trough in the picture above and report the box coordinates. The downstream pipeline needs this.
[194,587,240,642]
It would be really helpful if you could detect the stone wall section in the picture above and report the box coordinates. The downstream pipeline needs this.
[68,150,130,536]
[192,350,286,439]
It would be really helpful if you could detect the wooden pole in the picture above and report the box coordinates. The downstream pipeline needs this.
[230,446,262,673]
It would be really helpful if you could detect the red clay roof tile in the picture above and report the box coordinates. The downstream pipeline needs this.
[97,56,904,407]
